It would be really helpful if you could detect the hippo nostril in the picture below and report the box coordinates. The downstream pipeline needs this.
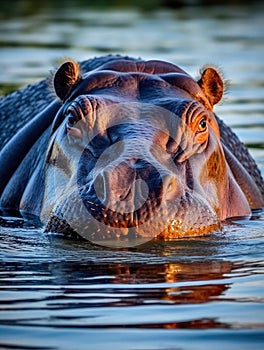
[94,173,106,203]
[93,166,136,207]
[164,176,179,201]
[119,188,132,201]
[167,178,177,192]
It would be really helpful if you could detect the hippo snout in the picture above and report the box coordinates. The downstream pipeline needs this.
[43,129,221,247]
[80,158,180,229]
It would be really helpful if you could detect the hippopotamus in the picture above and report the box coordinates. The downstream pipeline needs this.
[0,55,263,246]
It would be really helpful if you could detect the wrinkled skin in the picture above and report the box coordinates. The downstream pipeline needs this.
[0,55,263,246]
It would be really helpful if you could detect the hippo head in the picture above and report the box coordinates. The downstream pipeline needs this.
[41,59,251,246]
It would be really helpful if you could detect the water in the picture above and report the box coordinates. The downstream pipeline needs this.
[0,2,264,349]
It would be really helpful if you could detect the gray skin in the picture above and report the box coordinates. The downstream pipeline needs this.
[0,55,263,244]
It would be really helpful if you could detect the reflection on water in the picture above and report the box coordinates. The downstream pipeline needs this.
[1,211,264,349]
[0,1,264,349]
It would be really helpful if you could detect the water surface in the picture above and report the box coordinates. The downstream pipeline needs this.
[0,2,264,349]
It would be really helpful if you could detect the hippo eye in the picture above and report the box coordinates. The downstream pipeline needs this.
[65,106,80,127]
[68,114,75,126]
[197,117,207,133]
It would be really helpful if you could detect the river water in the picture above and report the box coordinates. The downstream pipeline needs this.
[0,2,264,349]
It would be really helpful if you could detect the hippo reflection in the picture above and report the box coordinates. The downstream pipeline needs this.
[0,56,263,246]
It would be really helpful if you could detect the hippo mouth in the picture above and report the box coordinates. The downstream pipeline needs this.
[45,189,221,247]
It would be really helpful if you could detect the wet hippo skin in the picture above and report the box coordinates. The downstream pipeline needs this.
[0,55,263,245]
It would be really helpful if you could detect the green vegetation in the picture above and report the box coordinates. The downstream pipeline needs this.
[0,84,23,96]
[0,0,260,18]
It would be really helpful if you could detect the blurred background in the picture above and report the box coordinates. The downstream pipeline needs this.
[0,0,263,91]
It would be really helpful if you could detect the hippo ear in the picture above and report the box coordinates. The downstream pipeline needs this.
[197,67,224,106]
[54,60,82,101]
